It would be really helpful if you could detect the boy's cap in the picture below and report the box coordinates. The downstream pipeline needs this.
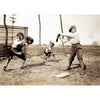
[69,25,76,32]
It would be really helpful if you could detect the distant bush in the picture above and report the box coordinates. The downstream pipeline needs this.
[92,41,98,46]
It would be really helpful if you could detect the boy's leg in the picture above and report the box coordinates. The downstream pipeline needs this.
[13,52,26,61]
[44,52,48,60]
[11,51,26,69]
[44,52,52,60]
[67,46,76,70]
[4,55,13,71]
[67,52,76,70]
[19,53,26,69]
[50,52,55,57]
[20,59,26,69]
[76,49,86,74]
[48,52,52,58]
[4,49,14,71]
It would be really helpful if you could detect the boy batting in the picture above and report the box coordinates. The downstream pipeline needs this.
[56,25,86,74]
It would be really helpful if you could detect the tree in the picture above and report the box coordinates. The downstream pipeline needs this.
[92,41,98,46]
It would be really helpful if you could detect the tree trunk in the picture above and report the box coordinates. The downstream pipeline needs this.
[4,14,8,57]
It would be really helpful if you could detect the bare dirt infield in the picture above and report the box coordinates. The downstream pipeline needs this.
[0,54,100,85]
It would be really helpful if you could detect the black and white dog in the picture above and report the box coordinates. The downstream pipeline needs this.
[4,32,33,71]
[44,41,55,60]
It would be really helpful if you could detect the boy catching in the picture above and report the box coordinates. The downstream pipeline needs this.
[56,25,86,74]
[4,32,33,71]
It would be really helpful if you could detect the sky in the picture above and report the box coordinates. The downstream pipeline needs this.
[0,14,100,45]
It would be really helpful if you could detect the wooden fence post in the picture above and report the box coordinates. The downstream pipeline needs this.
[59,14,66,56]
[38,14,41,45]
[38,14,41,55]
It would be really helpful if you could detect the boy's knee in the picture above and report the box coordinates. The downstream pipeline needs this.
[77,56,83,61]
[69,56,75,62]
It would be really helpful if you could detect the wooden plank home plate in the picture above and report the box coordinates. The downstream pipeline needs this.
[55,72,70,78]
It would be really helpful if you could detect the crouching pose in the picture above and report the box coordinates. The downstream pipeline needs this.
[56,25,86,74]
[4,32,33,71]
[44,41,55,60]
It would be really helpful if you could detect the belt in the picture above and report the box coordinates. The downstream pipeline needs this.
[72,43,80,45]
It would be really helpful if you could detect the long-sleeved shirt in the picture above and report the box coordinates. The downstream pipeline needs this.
[60,32,80,44]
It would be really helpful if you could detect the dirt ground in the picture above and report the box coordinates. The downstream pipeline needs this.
[0,53,100,85]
